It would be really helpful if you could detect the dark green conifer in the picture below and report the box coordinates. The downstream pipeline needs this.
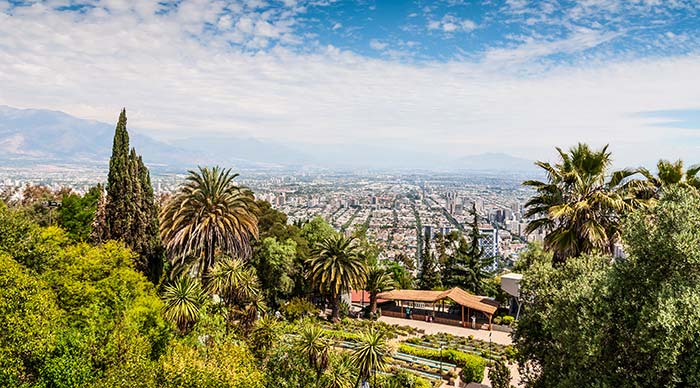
[101,109,163,283]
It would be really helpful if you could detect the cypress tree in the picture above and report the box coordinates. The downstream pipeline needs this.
[105,109,132,241]
[419,229,442,290]
[102,109,163,283]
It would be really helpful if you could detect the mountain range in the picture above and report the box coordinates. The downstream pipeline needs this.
[0,105,538,173]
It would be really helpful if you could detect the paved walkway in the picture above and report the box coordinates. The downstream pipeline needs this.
[379,316,513,346]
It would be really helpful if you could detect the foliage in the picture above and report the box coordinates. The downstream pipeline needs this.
[207,256,263,334]
[523,143,647,263]
[103,109,163,282]
[252,236,297,307]
[307,234,367,322]
[515,188,700,387]
[512,243,551,273]
[488,359,512,388]
[58,184,101,242]
[365,264,395,315]
[295,323,332,383]
[351,326,392,386]
[418,230,441,289]
[397,344,485,382]
[161,340,265,388]
[638,159,700,197]
[281,297,320,321]
[0,253,61,386]
[162,276,207,334]
[383,259,414,289]
[160,166,258,277]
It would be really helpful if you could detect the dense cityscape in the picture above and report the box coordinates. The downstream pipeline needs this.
[1,166,540,268]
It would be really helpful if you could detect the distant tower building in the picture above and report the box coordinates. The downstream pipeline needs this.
[479,227,499,258]
[423,225,433,240]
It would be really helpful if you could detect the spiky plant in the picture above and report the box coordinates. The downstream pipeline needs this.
[162,275,206,334]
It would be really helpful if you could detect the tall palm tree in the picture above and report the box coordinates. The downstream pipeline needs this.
[351,326,391,388]
[295,323,332,386]
[159,166,259,278]
[364,265,395,315]
[207,256,263,333]
[162,275,207,334]
[638,159,700,197]
[308,235,368,322]
[523,143,647,263]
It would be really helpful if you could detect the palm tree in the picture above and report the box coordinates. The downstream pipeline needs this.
[159,166,259,278]
[351,326,391,388]
[523,143,647,263]
[307,235,368,322]
[364,265,394,315]
[638,159,700,197]
[207,256,263,333]
[295,323,332,386]
[162,275,207,334]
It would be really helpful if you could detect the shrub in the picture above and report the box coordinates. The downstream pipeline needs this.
[280,298,318,321]
[493,316,503,325]
[502,316,515,326]
[488,359,511,388]
[503,346,517,361]
[458,354,485,383]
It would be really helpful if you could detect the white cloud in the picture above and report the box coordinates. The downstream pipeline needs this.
[369,39,388,50]
[0,1,699,166]
[331,22,342,30]
[428,14,477,33]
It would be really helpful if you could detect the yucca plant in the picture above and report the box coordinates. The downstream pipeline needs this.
[162,275,207,334]
[351,326,391,387]
[295,323,332,386]
[207,256,262,334]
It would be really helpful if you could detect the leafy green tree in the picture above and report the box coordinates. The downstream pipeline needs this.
[162,276,207,334]
[515,188,700,387]
[383,260,414,289]
[523,143,647,264]
[0,254,61,386]
[307,235,368,322]
[58,185,102,242]
[253,237,297,307]
[351,326,392,388]
[364,264,395,314]
[160,166,259,278]
[512,242,552,273]
[161,339,265,388]
[248,316,281,362]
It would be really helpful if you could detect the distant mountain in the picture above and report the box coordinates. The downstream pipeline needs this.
[0,105,539,173]
[0,105,194,168]
[455,152,538,172]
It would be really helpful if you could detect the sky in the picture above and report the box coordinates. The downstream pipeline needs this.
[1,0,700,166]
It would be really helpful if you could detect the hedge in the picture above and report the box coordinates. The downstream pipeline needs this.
[398,344,485,383]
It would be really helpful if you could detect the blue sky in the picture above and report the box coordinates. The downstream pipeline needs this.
[1,0,700,165]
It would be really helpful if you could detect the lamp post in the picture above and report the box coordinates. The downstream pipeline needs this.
[489,331,492,365]
[439,345,443,373]
[44,200,61,226]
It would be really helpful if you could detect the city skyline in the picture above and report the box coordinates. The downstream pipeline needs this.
[1,1,700,166]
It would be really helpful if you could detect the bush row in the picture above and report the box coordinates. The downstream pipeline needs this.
[397,344,485,383]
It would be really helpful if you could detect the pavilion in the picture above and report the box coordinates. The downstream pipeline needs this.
[377,287,499,330]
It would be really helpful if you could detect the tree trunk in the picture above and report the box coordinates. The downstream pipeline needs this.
[331,293,341,322]
[370,293,378,314]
